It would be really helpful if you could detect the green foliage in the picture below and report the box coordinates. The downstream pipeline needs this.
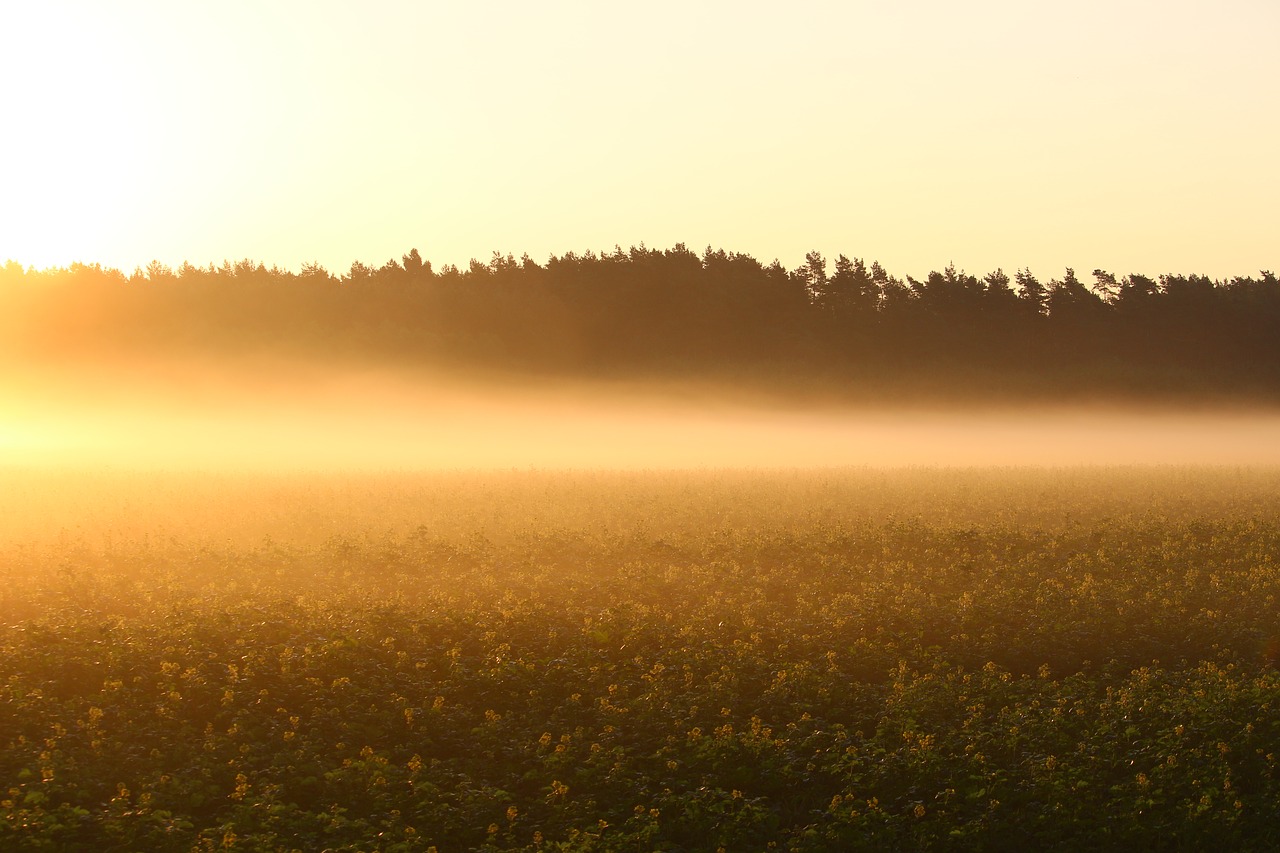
[3,468,1280,849]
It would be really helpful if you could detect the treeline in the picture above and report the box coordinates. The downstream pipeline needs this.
[2,245,1278,401]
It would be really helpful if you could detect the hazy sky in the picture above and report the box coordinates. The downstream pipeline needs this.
[2,0,1277,279]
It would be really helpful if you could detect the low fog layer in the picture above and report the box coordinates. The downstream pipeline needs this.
[3,362,1279,470]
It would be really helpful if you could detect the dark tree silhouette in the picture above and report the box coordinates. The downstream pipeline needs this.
[1,245,1277,403]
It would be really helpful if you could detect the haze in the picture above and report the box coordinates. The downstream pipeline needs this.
[2,363,1278,471]
[3,1,1277,280]
[2,3,1277,473]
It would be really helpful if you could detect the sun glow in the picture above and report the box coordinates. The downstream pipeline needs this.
[3,1,1277,278]
[4,363,1280,472]
[0,416,60,458]
[0,6,164,269]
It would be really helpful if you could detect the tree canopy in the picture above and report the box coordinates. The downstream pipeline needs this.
[2,247,1277,403]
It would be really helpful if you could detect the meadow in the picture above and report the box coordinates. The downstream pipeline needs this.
[3,466,1280,851]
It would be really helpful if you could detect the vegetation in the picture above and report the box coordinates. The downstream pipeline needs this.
[3,467,1280,850]
[2,247,1278,402]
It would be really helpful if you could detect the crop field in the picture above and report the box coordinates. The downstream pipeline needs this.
[3,466,1280,851]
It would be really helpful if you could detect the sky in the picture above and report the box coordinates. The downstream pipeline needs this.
[1,0,1277,280]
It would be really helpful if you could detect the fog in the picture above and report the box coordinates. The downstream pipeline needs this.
[3,361,1280,470]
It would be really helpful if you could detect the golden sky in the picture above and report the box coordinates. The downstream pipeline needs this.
[2,0,1277,279]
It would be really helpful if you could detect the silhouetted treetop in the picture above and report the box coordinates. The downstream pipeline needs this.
[1,247,1276,402]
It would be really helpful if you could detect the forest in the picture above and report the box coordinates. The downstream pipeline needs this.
[2,246,1277,403]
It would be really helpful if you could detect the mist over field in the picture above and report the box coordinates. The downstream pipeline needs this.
[6,0,1280,845]
[5,350,1280,852]
[3,359,1279,471]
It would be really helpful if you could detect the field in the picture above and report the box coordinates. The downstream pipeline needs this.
[3,466,1280,851]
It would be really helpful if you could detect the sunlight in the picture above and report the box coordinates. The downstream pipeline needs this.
[0,419,47,457]
[0,2,1278,845]
[0,5,159,268]
[4,364,1280,471]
